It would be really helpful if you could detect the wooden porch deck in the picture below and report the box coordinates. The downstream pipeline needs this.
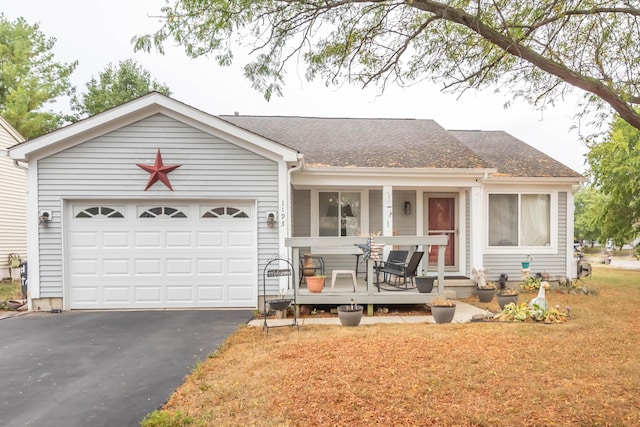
[298,274,426,305]
[282,236,473,307]
[293,275,475,305]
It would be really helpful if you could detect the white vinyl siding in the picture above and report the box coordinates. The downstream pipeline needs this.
[292,189,310,237]
[0,119,26,277]
[36,114,279,301]
[392,190,417,237]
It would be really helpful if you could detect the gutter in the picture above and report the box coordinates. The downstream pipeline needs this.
[13,160,28,172]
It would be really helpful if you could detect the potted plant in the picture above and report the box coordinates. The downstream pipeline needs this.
[472,267,494,302]
[337,299,363,326]
[415,275,435,293]
[429,296,457,323]
[306,274,325,293]
[496,288,519,310]
[519,275,542,292]
[268,298,292,311]
[521,254,533,269]
[476,280,497,303]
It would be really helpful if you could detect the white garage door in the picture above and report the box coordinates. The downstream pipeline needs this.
[66,202,257,309]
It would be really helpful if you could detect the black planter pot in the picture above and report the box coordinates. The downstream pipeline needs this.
[337,305,364,326]
[497,293,519,310]
[476,288,496,303]
[416,276,435,293]
[268,299,292,311]
[431,305,456,323]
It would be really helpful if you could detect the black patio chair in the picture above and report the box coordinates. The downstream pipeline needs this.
[374,250,408,283]
[376,251,424,291]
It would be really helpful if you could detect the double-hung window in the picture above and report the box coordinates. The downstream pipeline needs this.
[318,191,361,236]
[488,193,552,247]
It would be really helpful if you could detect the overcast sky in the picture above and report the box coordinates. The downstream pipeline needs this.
[4,0,598,173]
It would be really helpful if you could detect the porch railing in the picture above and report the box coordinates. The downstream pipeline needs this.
[285,235,449,296]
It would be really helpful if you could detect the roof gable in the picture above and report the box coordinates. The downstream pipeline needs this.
[8,93,298,163]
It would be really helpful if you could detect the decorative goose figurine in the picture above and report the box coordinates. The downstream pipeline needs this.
[529,281,550,310]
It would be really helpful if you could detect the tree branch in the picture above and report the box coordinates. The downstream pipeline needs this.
[408,0,640,129]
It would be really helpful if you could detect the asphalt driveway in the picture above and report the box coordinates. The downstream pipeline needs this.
[0,310,252,427]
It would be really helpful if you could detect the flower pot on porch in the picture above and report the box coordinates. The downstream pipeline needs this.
[476,288,495,303]
[521,262,530,269]
[337,305,363,326]
[306,276,325,293]
[430,304,456,324]
[416,276,435,293]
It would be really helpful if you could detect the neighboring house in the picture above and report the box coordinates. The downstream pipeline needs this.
[0,116,27,281]
[8,93,584,311]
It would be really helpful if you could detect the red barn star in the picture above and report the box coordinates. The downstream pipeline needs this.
[136,149,182,190]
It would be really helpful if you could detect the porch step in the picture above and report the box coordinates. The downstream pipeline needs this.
[438,278,475,299]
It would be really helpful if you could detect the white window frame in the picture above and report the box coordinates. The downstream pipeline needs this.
[310,189,368,253]
[484,191,558,255]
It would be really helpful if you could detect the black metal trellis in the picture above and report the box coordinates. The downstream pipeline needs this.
[262,256,298,332]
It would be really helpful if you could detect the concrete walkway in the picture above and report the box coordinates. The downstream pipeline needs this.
[248,301,491,327]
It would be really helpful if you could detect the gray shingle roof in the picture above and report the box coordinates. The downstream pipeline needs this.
[449,130,582,178]
[220,115,582,177]
[220,116,489,169]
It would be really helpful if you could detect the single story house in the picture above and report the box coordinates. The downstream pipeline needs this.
[8,93,584,311]
[1,116,27,281]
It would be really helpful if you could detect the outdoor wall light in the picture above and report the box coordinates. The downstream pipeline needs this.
[266,212,276,228]
[403,201,412,215]
[39,210,53,226]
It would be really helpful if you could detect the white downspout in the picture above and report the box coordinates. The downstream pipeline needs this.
[13,159,29,172]
[285,157,302,291]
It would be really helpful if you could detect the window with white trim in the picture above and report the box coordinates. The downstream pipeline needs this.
[201,206,250,219]
[488,193,551,247]
[318,191,361,236]
[138,206,188,218]
[74,206,125,219]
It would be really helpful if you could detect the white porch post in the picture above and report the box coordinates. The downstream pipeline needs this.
[369,186,394,287]
[470,183,484,269]
[382,185,393,237]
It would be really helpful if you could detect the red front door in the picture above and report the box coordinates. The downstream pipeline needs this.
[427,197,456,267]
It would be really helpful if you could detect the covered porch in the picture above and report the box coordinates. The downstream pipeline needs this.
[284,235,474,313]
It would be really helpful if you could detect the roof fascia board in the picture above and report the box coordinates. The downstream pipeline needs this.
[292,172,486,188]
[9,93,298,163]
[300,166,496,177]
[485,176,585,185]
[0,116,24,143]
[9,94,163,160]
[157,107,299,163]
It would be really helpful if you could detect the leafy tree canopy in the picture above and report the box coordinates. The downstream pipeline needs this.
[133,0,640,130]
[574,185,605,246]
[0,13,76,138]
[71,59,171,118]
[586,115,640,246]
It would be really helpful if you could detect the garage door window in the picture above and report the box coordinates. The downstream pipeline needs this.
[74,206,125,218]
[201,206,250,219]
[138,206,188,218]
